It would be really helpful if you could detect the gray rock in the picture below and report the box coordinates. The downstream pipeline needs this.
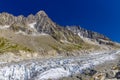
[115,72,120,79]
[106,71,115,79]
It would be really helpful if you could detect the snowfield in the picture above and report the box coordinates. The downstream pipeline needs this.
[0,50,119,80]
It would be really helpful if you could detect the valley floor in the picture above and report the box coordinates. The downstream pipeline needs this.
[0,50,120,80]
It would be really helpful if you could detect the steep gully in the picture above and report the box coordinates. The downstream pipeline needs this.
[0,50,120,80]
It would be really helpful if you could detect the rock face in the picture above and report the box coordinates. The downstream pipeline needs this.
[66,26,114,45]
[0,13,14,25]
[66,26,109,40]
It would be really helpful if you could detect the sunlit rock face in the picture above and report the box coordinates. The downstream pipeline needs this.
[66,26,109,40]
[0,50,118,80]
[66,26,115,45]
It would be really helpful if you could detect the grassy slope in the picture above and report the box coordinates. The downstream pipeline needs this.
[0,37,32,53]
[0,29,103,57]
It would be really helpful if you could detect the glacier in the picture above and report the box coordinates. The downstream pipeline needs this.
[0,50,119,80]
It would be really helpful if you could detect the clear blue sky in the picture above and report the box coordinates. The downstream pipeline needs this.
[0,0,120,42]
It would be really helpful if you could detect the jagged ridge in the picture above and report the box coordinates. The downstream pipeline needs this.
[66,26,115,46]
[0,11,83,44]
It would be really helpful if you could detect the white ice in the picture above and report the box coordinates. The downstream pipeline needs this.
[36,68,70,80]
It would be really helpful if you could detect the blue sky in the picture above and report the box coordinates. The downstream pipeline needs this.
[0,0,120,42]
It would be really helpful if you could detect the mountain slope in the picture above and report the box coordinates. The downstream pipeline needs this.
[66,26,120,49]
[0,10,119,62]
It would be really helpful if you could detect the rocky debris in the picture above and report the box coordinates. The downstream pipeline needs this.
[93,72,106,80]
[106,71,115,79]
[115,72,120,79]
[82,68,97,76]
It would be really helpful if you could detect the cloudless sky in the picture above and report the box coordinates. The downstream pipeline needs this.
[0,0,120,42]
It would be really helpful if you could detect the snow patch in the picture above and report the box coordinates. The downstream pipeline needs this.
[28,22,36,29]
[40,33,48,35]
[28,22,48,36]
[31,33,48,36]
[15,30,27,35]
[77,32,99,45]
[0,25,10,29]
[60,40,70,43]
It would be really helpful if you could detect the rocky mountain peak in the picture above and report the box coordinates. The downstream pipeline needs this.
[0,10,49,25]
[0,12,14,25]
[0,12,12,17]
[35,10,48,20]
[27,14,35,23]
[36,10,48,17]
